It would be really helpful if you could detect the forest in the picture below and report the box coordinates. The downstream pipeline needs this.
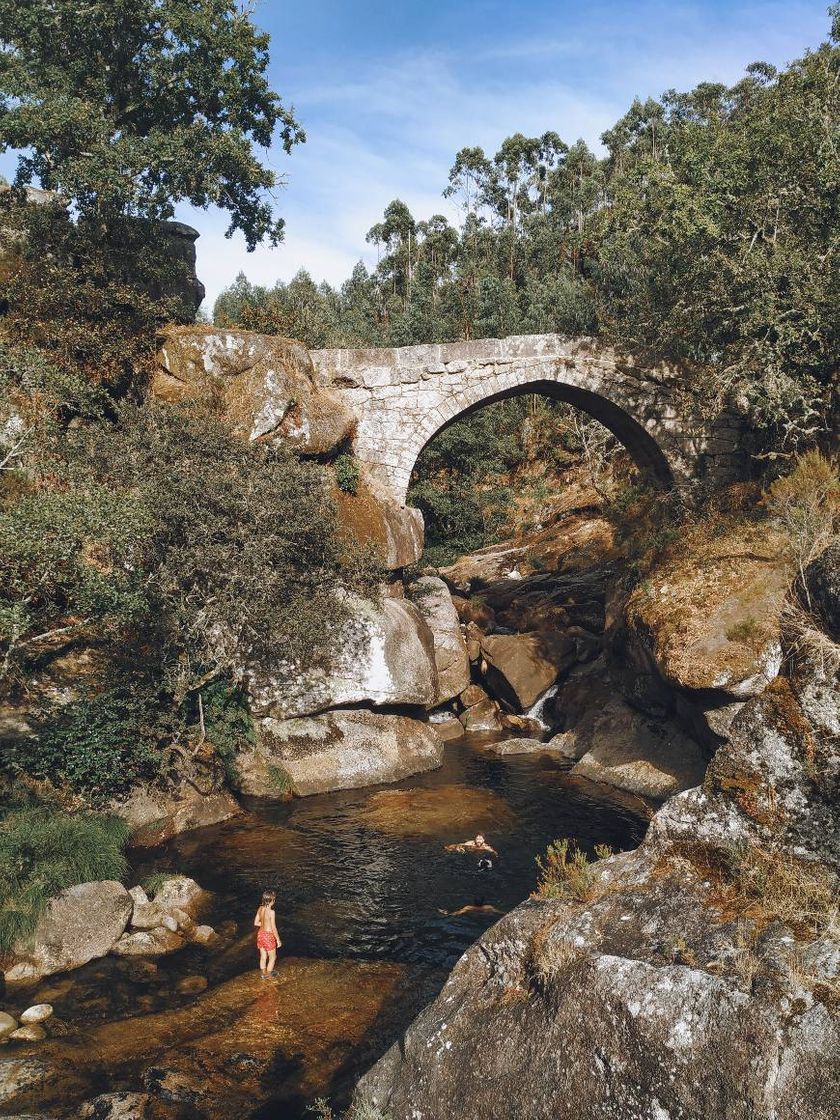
[215,19,838,463]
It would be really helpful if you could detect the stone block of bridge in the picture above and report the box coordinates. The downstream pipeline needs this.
[312,335,747,506]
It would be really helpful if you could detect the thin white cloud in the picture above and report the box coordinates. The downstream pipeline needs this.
[177,1,833,308]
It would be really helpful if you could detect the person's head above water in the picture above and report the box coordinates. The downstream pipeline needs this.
[475,834,485,845]
[261,890,276,906]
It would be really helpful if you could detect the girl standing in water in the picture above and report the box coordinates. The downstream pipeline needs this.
[254,889,282,978]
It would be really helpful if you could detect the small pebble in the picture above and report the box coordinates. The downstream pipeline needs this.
[10,1023,46,1043]
[20,1004,53,1025]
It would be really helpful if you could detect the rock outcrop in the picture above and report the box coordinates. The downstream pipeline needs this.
[333,473,424,570]
[806,542,840,641]
[112,783,240,848]
[619,520,790,707]
[238,710,444,797]
[481,631,576,711]
[548,659,708,800]
[407,575,471,704]
[6,882,132,983]
[243,593,437,719]
[154,327,355,455]
[355,624,840,1120]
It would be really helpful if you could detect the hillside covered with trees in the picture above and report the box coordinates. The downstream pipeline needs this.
[216,12,839,464]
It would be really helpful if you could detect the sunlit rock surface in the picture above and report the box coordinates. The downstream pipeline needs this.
[6,882,133,984]
[154,327,354,455]
[0,959,441,1118]
[356,646,840,1119]
[240,709,444,796]
[243,593,438,720]
[407,575,471,704]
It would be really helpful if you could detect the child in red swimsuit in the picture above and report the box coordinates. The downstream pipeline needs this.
[253,890,282,978]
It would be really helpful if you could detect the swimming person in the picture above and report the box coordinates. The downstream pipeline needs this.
[437,897,503,917]
[254,889,282,978]
[444,833,498,856]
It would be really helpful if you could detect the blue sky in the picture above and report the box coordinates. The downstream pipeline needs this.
[2,1,833,308]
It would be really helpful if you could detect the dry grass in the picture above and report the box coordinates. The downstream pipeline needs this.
[523,917,592,992]
[675,840,838,939]
[731,844,839,938]
[532,838,612,902]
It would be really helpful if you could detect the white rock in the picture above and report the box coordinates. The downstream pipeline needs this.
[19,1006,52,1025]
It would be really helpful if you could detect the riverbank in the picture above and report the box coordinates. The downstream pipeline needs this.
[0,735,650,1118]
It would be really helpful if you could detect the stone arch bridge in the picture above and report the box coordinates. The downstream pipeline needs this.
[311,335,745,504]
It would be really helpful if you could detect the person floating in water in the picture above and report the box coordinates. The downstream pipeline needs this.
[437,897,503,917]
[254,889,282,978]
[445,833,498,856]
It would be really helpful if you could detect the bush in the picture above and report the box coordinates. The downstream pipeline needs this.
[193,677,255,785]
[0,805,129,952]
[334,452,361,495]
[764,451,839,589]
[9,685,171,802]
[532,838,612,901]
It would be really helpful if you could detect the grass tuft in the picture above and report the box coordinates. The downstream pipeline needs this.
[0,805,129,953]
[532,838,612,902]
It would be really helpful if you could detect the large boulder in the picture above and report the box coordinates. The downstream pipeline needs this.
[622,521,789,702]
[357,644,840,1120]
[357,883,839,1120]
[239,710,444,796]
[110,928,184,957]
[407,576,471,704]
[153,327,355,455]
[333,474,424,570]
[5,882,132,983]
[548,663,708,800]
[243,593,438,719]
[111,782,240,848]
[480,632,576,711]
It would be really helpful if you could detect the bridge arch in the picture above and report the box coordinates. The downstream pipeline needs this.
[408,379,674,495]
[312,335,742,506]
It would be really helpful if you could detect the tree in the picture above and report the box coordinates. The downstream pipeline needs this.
[0,0,304,247]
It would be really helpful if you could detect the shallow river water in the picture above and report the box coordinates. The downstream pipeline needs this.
[8,736,650,1119]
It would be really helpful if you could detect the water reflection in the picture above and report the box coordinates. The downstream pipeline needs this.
[153,736,649,970]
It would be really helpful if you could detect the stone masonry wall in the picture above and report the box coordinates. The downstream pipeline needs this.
[312,334,748,503]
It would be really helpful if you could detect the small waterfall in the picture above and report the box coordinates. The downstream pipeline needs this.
[525,682,560,730]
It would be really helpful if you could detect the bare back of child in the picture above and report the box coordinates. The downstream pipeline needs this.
[254,890,282,978]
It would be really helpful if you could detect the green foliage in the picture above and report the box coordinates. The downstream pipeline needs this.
[0,805,128,952]
[215,14,838,449]
[267,764,293,797]
[141,870,177,898]
[1,397,380,703]
[9,685,171,802]
[726,618,762,643]
[1,392,380,802]
[407,396,588,560]
[334,452,361,495]
[195,677,255,785]
[533,838,612,901]
[0,0,304,246]
[0,199,195,391]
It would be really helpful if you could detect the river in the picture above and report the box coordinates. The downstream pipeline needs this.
[10,735,650,1118]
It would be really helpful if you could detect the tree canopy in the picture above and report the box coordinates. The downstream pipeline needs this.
[215,11,839,453]
[0,0,304,246]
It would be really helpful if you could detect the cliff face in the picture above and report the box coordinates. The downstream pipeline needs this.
[355,567,840,1119]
